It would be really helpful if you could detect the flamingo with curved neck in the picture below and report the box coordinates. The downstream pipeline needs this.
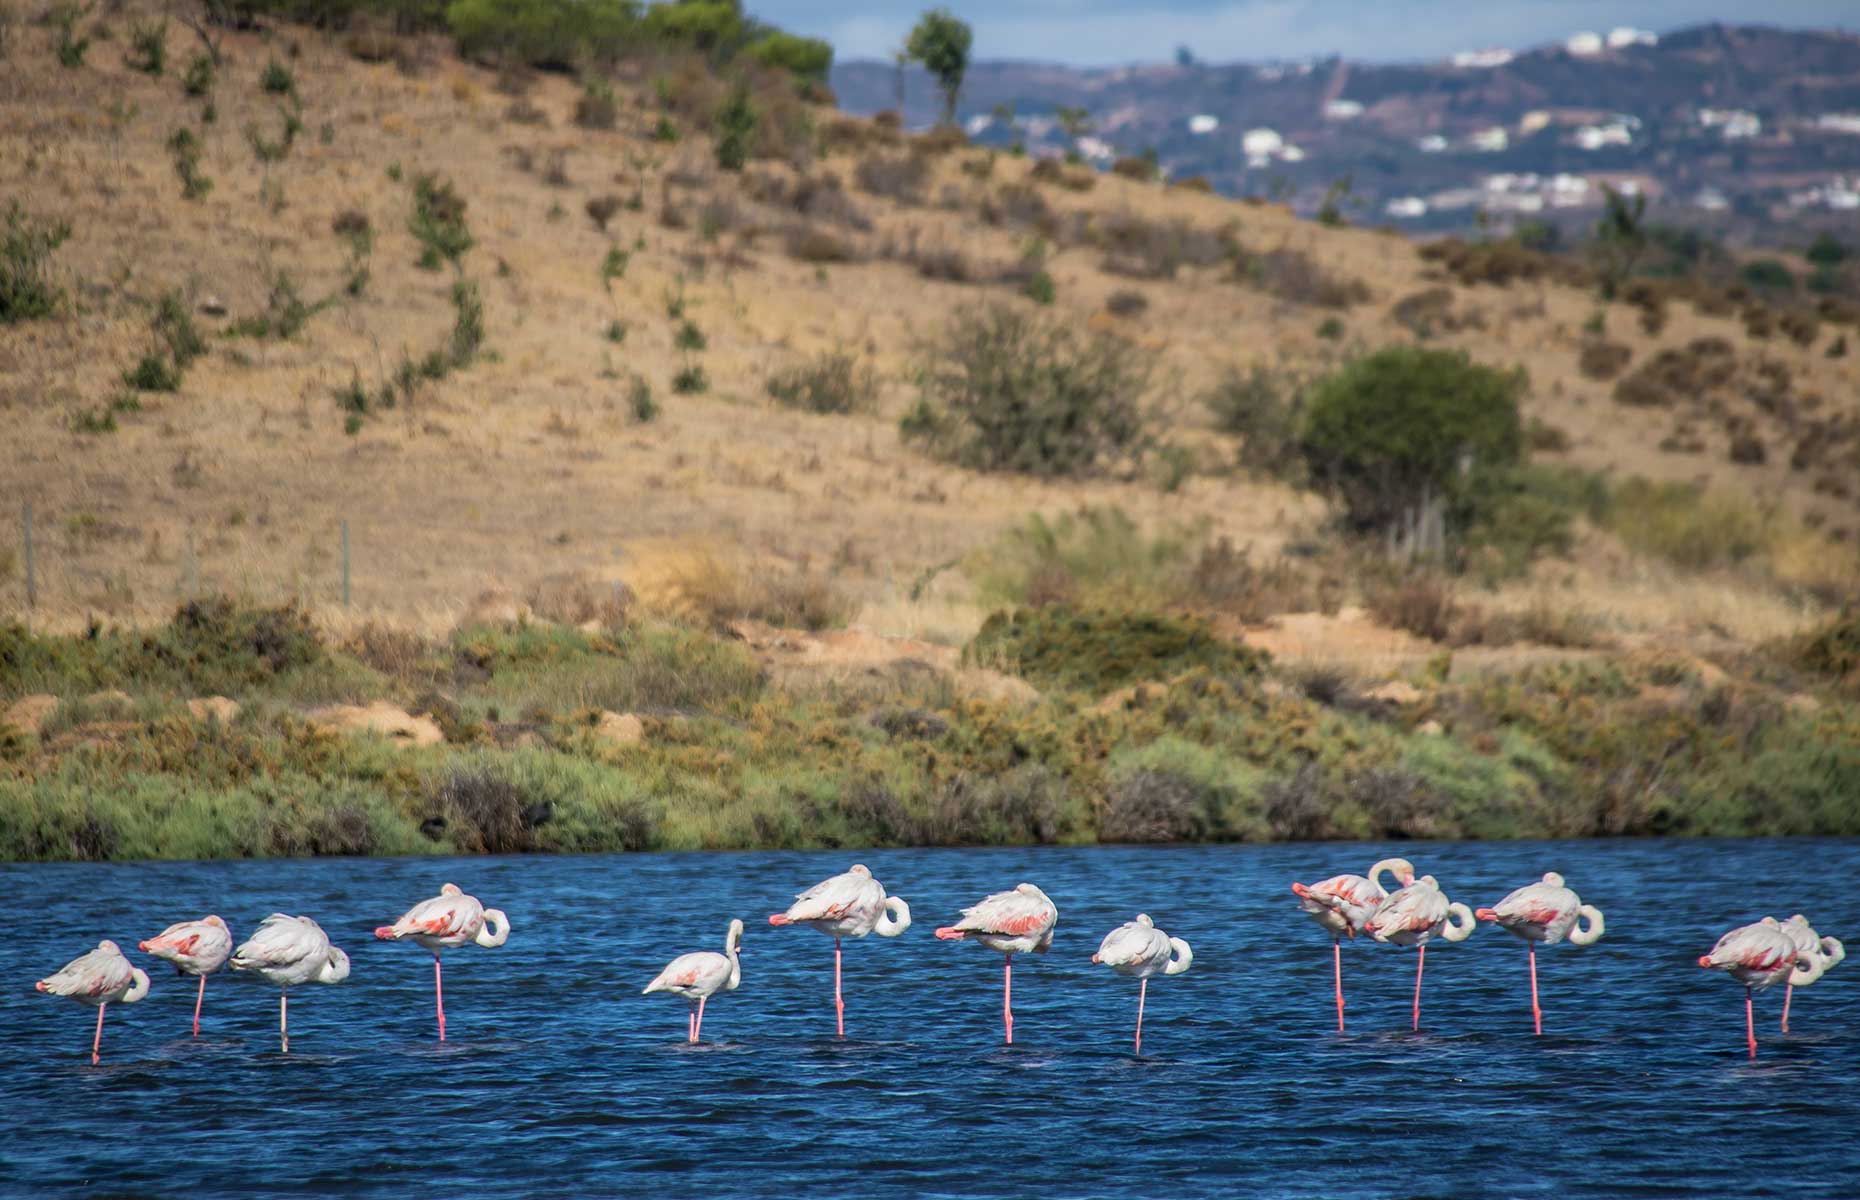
[768,864,911,1037]
[1092,914,1192,1054]
[1697,917,1812,1058]
[1776,913,1845,1033]
[229,914,350,1053]
[35,940,151,1064]
[375,882,511,1041]
[1362,875,1475,1032]
[935,883,1058,1045]
[1474,871,1604,1034]
[644,919,744,1043]
[139,914,233,1037]
[1290,857,1416,1031]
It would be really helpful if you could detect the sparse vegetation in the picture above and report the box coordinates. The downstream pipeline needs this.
[902,304,1155,478]
[0,202,71,325]
[126,17,165,75]
[767,351,875,414]
[167,127,211,199]
[713,78,757,171]
[409,171,473,269]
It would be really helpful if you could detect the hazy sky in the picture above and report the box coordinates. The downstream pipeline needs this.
[759,1,1856,66]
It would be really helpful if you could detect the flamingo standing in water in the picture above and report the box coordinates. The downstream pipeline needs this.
[1697,917,1817,1058]
[643,919,743,1043]
[1362,875,1475,1032]
[1775,914,1845,1033]
[1291,857,1415,1031]
[1092,914,1191,1054]
[374,883,511,1041]
[935,883,1058,1045]
[35,940,151,1064]
[139,915,233,1037]
[768,864,911,1037]
[1475,872,1604,1035]
[229,914,351,1053]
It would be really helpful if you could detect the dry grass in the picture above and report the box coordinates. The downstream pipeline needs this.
[1,3,1857,683]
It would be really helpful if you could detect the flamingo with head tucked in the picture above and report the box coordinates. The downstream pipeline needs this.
[1697,917,1817,1058]
[139,915,233,1037]
[1475,872,1604,1035]
[229,914,351,1053]
[1362,875,1475,1032]
[35,940,151,1064]
[644,919,743,1043]
[1291,857,1415,1031]
[935,883,1058,1045]
[1092,914,1191,1054]
[768,864,910,1037]
[374,883,510,1041]
[1776,913,1845,1033]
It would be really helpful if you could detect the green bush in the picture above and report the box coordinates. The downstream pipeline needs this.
[1739,258,1795,293]
[123,352,182,392]
[0,202,71,324]
[746,31,831,82]
[1301,345,1526,534]
[713,78,757,171]
[1603,477,1773,570]
[408,171,473,269]
[642,0,746,54]
[902,303,1154,478]
[1203,363,1306,480]
[966,604,1267,694]
[182,51,215,96]
[259,57,295,96]
[126,17,166,75]
[1787,610,1860,680]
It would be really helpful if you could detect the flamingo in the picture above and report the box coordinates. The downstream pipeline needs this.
[35,940,151,1064]
[1290,857,1415,1031]
[643,919,743,1043]
[139,915,233,1037]
[1362,875,1475,1032]
[1775,914,1845,1033]
[374,883,511,1041]
[934,883,1058,1045]
[1474,872,1604,1035]
[228,914,351,1053]
[767,863,911,1037]
[1697,917,1817,1058]
[1091,914,1191,1054]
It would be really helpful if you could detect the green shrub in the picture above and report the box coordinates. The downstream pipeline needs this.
[52,3,87,67]
[1020,268,1055,305]
[182,51,215,96]
[628,375,657,422]
[1788,610,1860,679]
[713,78,757,171]
[574,77,616,129]
[0,202,71,324]
[1301,346,1526,535]
[902,303,1154,478]
[966,604,1266,694]
[1203,363,1306,480]
[168,127,211,199]
[259,56,295,96]
[1604,478,1774,570]
[409,172,473,269]
[126,17,165,75]
[1739,258,1795,293]
[123,352,182,392]
[746,31,832,82]
[448,279,484,367]
[671,363,708,394]
[766,350,874,414]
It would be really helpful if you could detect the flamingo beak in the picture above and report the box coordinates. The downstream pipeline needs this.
[1696,956,1713,968]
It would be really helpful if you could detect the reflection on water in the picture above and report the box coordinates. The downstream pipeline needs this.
[2,839,1857,1198]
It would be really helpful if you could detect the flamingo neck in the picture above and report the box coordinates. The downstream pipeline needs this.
[1440,902,1476,943]
[1568,905,1605,946]
[875,895,912,937]
[123,968,151,1004]
[475,908,511,948]
[1164,936,1193,976]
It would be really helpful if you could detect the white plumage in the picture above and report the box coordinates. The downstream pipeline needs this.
[644,919,743,1043]
[229,913,350,1053]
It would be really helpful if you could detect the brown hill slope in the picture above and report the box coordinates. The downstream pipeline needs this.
[2,11,1856,655]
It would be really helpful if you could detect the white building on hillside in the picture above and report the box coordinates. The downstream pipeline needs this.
[1324,99,1364,120]
[1567,31,1604,56]
[1451,48,1514,68]
[1468,127,1509,152]
[1607,27,1658,48]
[1188,114,1220,135]
[1386,196,1428,218]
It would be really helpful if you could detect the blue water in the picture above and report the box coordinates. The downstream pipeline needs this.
[3,840,1858,1198]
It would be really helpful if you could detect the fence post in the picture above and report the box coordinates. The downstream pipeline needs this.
[23,503,35,610]
[341,519,351,609]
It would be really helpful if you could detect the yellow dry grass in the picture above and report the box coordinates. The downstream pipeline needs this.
[2,6,1856,670]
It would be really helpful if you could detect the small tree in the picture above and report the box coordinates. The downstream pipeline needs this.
[1,201,73,324]
[713,78,757,172]
[1300,347,1525,555]
[907,7,971,127]
[1590,184,1646,299]
[1055,105,1091,160]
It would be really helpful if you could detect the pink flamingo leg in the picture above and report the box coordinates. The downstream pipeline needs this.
[687,1004,696,1044]
[1411,945,1426,1032]
[1134,977,1147,1055]
[1745,986,1757,1059]
[280,992,289,1054]
[834,936,845,1038]
[1333,939,1345,1032]
[1529,942,1542,1036]
[193,975,206,1038]
[695,995,708,1042]
[1781,983,1792,1033]
[91,1002,106,1065]
[1003,953,1014,1045]
[434,954,446,1042]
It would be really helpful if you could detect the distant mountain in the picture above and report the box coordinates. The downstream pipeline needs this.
[832,24,1860,240]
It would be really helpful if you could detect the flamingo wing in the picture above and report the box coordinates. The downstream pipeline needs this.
[645,950,729,995]
[233,914,327,968]
[387,892,482,940]
[38,943,131,999]
[1096,922,1168,969]
[782,870,872,922]
[1494,883,1575,929]
[953,890,1055,937]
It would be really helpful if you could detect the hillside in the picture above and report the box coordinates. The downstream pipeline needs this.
[5,4,1860,859]
[833,24,1860,238]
